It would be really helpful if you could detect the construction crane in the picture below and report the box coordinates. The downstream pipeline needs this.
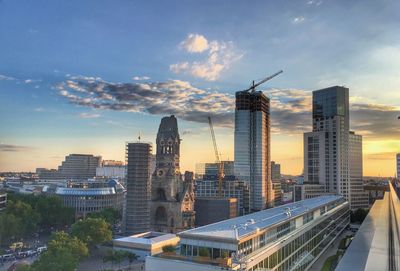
[243,70,283,93]
[207,116,224,197]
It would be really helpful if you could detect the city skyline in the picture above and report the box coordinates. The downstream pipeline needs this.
[1,0,399,176]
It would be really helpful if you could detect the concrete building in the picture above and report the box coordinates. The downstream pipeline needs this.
[337,180,400,271]
[271,161,281,182]
[293,184,329,202]
[303,86,368,209]
[57,154,101,179]
[0,191,6,210]
[194,197,237,226]
[150,115,195,233]
[96,165,126,179]
[195,161,234,180]
[113,232,179,260]
[397,153,400,178]
[36,168,61,179]
[146,195,349,271]
[348,131,369,209]
[272,182,282,207]
[234,90,272,211]
[125,142,153,235]
[55,179,125,218]
[195,176,250,215]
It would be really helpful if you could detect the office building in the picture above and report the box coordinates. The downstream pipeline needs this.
[303,86,368,209]
[195,161,234,180]
[125,142,153,235]
[195,176,250,215]
[293,184,329,202]
[272,182,282,207]
[234,90,272,211]
[150,115,195,233]
[96,165,126,179]
[271,161,281,182]
[194,197,237,226]
[58,154,101,179]
[348,132,369,209]
[0,191,6,210]
[397,153,400,178]
[55,179,125,219]
[337,180,400,271]
[146,195,349,271]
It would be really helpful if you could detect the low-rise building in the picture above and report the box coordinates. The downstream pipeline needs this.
[55,179,125,218]
[146,195,349,271]
[194,197,237,226]
[113,231,179,260]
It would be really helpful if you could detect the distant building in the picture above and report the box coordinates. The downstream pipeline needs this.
[55,179,125,218]
[125,142,153,235]
[96,165,126,179]
[0,191,7,210]
[58,154,101,179]
[234,91,272,211]
[271,161,281,182]
[150,116,195,233]
[195,161,234,180]
[146,195,349,271]
[348,132,369,209]
[195,176,250,215]
[303,86,368,209]
[397,153,400,178]
[293,184,329,202]
[36,168,60,179]
[272,182,282,207]
[194,197,237,226]
[102,160,124,166]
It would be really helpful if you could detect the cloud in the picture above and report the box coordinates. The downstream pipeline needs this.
[179,33,209,53]
[34,107,44,112]
[132,76,150,81]
[57,77,399,139]
[57,76,234,127]
[0,144,34,152]
[306,0,322,6]
[170,34,243,81]
[79,112,101,119]
[292,16,305,24]
[0,74,15,81]
[24,79,41,84]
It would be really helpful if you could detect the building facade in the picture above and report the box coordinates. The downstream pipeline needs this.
[234,91,272,211]
[150,115,195,233]
[194,197,237,226]
[303,86,368,209]
[55,179,125,219]
[125,142,153,235]
[58,154,101,179]
[271,161,281,182]
[146,195,349,271]
[195,176,250,215]
[397,153,400,179]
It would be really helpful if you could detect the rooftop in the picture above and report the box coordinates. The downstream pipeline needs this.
[114,231,178,246]
[180,195,343,242]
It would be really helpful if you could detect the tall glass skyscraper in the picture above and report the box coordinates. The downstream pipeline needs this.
[304,86,368,209]
[234,91,272,211]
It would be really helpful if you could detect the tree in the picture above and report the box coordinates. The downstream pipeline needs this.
[125,251,139,270]
[35,196,74,228]
[21,232,89,271]
[353,208,368,223]
[87,208,121,225]
[0,212,21,245]
[71,218,112,248]
[48,231,89,260]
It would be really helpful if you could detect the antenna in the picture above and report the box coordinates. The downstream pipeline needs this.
[138,131,143,141]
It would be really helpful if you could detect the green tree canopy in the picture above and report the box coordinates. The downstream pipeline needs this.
[48,231,89,260]
[71,218,112,248]
[87,208,121,225]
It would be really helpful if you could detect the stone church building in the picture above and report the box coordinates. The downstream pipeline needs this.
[150,115,195,233]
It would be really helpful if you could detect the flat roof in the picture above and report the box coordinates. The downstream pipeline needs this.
[179,195,343,241]
[114,232,178,246]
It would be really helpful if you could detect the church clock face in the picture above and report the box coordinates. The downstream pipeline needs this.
[157,169,164,177]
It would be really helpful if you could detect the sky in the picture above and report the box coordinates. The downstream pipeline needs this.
[0,0,399,176]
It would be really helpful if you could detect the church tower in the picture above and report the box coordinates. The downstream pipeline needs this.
[150,115,195,233]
